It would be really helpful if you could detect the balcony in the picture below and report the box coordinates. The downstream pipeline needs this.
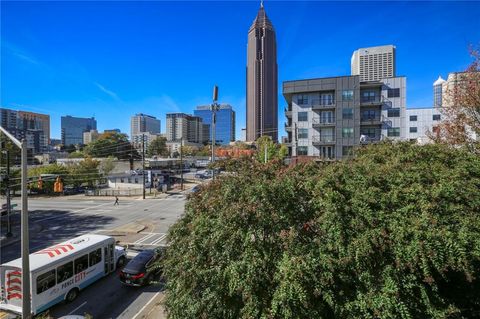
[284,108,292,118]
[359,129,385,144]
[360,115,382,126]
[312,117,335,127]
[311,99,335,110]
[360,96,383,106]
[312,135,336,145]
[285,122,292,132]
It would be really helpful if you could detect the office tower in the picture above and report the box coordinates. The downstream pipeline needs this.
[283,75,406,159]
[194,104,235,145]
[246,2,278,142]
[61,115,97,146]
[433,76,446,108]
[351,45,396,81]
[130,113,161,137]
[166,113,209,144]
[1,108,50,154]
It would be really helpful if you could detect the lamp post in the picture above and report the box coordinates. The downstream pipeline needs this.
[211,85,220,180]
[0,126,31,318]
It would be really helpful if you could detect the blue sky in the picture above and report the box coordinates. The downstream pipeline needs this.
[1,1,479,140]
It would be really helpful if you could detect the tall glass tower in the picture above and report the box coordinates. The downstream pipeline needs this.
[246,2,278,142]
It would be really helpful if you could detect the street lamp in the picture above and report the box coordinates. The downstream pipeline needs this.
[0,126,31,318]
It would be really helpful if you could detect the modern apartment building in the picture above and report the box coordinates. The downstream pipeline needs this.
[166,113,209,144]
[283,75,406,159]
[405,108,442,144]
[130,113,161,137]
[1,108,50,154]
[61,115,97,146]
[246,2,278,142]
[351,45,396,81]
[194,104,235,145]
[131,132,163,152]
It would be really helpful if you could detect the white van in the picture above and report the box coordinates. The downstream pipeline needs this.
[0,234,126,316]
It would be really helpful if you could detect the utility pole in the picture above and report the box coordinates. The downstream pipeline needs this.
[5,149,12,237]
[211,85,219,181]
[142,134,146,199]
[180,137,184,190]
[0,126,30,318]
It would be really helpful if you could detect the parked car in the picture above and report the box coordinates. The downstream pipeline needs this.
[119,247,165,286]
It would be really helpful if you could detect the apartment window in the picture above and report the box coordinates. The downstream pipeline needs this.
[362,110,377,120]
[297,146,308,156]
[342,146,354,157]
[298,128,308,139]
[409,115,417,121]
[433,114,441,121]
[361,91,378,102]
[410,127,418,133]
[342,108,353,120]
[297,112,308,122]
[320,146,334,159]
[387,108,400,117]
[387,128,401,137]
[320,93,334,105]
[342,128,354,138]
[320,111,334,123]
[342,90,354,101]
[297,94,308,105]
[387,88,400,98]
[361,128,377,138]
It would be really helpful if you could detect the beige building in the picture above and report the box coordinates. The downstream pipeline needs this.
[166,113,208,144]
[83,129,99,144]
[351,45,396,82]
[246,3,278,142]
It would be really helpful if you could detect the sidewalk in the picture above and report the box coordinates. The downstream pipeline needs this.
[137,292,167,319]
[0,212,43,248]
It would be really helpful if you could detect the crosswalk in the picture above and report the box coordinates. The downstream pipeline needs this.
[127,232,167,247]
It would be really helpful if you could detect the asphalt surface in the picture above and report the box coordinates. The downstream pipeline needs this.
[0,195,186,318]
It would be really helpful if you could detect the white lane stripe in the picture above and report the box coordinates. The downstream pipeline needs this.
[67,301,87,315]
[131,292,161,319]
[134,233,156,244]
[150,234,167,245]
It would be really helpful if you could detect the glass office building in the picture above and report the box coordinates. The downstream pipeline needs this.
[194,104,235,145]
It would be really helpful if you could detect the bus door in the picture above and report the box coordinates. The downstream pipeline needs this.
[104,244,115,274]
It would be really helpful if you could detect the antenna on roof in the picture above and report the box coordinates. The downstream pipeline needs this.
[260,0,263,8]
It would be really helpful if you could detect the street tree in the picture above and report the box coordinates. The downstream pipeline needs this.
[148,136,169,157]
[432,46,480,153]
[100,156,116,176]
[84,132,139,160]
[163,142,480,319]
[255,135,287,162]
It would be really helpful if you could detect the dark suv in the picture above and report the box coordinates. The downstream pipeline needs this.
[119,248,165,286]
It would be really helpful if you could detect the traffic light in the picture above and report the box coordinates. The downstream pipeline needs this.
[54,177,63,193]
[37,176,43,190]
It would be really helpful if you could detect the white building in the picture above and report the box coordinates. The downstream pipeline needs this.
[351,45,396,82]
[405,108,442,144]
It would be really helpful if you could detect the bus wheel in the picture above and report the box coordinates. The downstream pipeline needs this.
[117,256,126,268]
[66,288,79,302]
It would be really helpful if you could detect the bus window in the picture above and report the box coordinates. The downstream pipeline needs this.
[57,261,73,283]
[36,269,56,294]
[89,248,102,267]
[74,254,89,274]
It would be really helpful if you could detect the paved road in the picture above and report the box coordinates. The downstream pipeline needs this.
[0,195,185,318]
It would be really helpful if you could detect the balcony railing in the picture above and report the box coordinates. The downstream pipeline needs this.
[311,99,335,109]
[312,117,335,126]
[312,135,335,144]
[360,96,383,105]
[284,108,292,117]
[285,122,292,131]
[360,115,382,125]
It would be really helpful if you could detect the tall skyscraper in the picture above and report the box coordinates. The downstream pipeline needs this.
[130,113,161,137]
[61,115,97,146]
[433,76,446,108]
[194,104,235,145]
[351,45,396,81]
[246,2,278,142]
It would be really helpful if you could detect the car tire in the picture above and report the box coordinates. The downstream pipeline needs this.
[117,256,126,268]
[66,288,79,303]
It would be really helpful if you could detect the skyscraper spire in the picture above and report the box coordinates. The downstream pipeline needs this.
[260,0,263,8]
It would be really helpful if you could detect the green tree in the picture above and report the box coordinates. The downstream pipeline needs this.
[163,142,480,319]
[68,151,85,158]
[84,132,139,160]
[148,136,168,157]
[100,156,116,176]
[255,135,287,163]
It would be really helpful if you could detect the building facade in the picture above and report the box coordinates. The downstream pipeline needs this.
[433,76,446,108]
[194,104,235,145]
[283,75,406,159]
[61,115,97,146]
[130,113,161,137]
[351,45,396,82]
[166,113,208,144]
[246,3,278,142]
[405,108,442,144]
[83,129,99,145]
[1,108,50,154]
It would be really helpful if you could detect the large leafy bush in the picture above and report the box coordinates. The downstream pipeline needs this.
[164,142,480,318]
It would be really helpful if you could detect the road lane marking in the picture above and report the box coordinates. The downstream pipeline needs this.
[134,233,156,244]
[150,234,167,245]
[67,301,87,315]
[131,292,161,319]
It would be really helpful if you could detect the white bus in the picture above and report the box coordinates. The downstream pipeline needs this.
[0,234,126,316]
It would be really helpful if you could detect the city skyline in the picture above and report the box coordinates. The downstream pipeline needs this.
[2,1,479,140]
